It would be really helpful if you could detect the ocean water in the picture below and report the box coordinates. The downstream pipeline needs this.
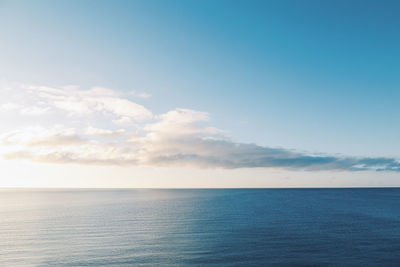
[1,189,400,266]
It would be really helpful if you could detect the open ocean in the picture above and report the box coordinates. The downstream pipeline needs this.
[1,188,400,266]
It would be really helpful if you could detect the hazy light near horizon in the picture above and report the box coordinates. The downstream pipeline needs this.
[0,83,399,174]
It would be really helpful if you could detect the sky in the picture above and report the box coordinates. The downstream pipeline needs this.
[0,0,399,187]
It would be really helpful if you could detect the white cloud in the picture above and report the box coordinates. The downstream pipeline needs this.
[128,91,152,99]
[20,84,153,121]
[20,106,50,115]
[1,125,138,165]
[1,125,83,147]
[0,83,399,172]
[84,126,126,137]
[113,116,132,124]
[1,103,20,111]
[145,108,217,136]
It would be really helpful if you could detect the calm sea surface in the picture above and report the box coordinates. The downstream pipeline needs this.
[1,188,400,266]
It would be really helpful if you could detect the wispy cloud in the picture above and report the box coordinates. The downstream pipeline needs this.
[0,84,399,172]
[18,84,153,122]
[128,91,152,99]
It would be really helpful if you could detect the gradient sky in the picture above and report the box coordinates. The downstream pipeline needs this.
[0,0,399,187]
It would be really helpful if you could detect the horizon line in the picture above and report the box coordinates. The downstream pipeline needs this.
[1,186,400,190]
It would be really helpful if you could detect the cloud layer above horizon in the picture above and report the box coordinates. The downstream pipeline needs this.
[1,84,399,172]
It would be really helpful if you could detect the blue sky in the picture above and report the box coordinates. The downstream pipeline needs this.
[0,0,399,187]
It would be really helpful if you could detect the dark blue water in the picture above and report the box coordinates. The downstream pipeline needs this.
[1,189,400,266]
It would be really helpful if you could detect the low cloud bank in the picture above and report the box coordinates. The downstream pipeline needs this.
[1,84,399,172]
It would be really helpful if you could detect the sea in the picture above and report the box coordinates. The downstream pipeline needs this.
[1,188,400,266]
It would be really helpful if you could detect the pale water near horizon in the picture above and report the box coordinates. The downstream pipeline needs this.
[1,188,400,266]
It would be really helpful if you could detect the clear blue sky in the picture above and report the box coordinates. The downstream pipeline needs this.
[0,0,399,187]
